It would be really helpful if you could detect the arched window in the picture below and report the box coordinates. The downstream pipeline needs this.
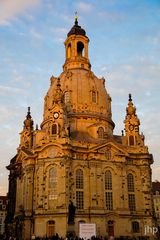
[47,220,55,237]
[98,127,104,139]
[76,169,83,189]
[48,168,57,209]
[127,173,134,192]
[127,173,136,211]
[92,91,97,103]
[132,221,140,233]
[49,168,57,188]
[52,124,57,135]
[67,43,71,58]
[64,91,70,104]
[105,170,113,210]
[77,41,84,57]
[76,169,84,209]
[107,220,114,238]
[105,170,112,190]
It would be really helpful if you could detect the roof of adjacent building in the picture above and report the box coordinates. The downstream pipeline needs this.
[152,181,160,195]
[0,196,8,211]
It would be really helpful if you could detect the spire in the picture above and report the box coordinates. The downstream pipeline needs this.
[123,94,145,146]
[126,93,136,117]
[53,78,63,103]
[67,15,86,37]
[74,11,78,25]
[129,93,132,102]
[23,106,34,131]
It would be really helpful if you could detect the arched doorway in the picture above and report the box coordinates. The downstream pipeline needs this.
[47,220,55,237]
[108,220,114,237]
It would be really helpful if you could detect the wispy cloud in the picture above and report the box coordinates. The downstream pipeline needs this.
[98,10,125,22]
[0,0,41,25]
[77,2,93,12]
[0,85,27,96]
[152,167,160,181]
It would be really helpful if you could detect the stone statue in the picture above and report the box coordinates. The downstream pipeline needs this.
[68,201,76,224]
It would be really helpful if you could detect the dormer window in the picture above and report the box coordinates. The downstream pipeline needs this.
[98,127,104,139]
[129,135,134,145]
[64,91,70,104]
[52,124,58,135]
[92,91,97,103]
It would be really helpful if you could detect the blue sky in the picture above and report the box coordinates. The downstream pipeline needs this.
[0,0,160,195]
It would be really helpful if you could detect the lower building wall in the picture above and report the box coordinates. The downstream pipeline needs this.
[21,215,157,240]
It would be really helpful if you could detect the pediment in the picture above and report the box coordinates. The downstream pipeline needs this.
[16,147,33,161]
[37,144,62,159]
[89,141,128,157]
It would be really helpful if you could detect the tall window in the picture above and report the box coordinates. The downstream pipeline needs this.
[98,127,104,139]
[127,173,136,211]
[128,194,136,211]
[67,43,71,58]
[129,135,134,145]
[105,170,112,190]
[77,41,84,57]
[76,169,84,209]
[127,173,134,192]
[48,168,57,208]
[92,91,97,103]
[76,169,83,189]
[105,170,113,210]
[49,168,57,188]
[64,91,70,104]
[52,124,57,135]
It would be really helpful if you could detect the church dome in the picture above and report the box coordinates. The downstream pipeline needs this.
[42,19,115,140]
[67,18,86,37]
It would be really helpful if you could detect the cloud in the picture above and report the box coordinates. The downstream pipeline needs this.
[0,85,27,96]
[77,2,93,12]
[98,10,125,22]
[0,0,41,25]
[152,167,160,182]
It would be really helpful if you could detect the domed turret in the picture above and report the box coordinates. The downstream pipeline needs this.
[63,16,91,71]
[67,17,86,37]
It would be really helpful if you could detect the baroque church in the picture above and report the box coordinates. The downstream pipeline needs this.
[6,18,155,240]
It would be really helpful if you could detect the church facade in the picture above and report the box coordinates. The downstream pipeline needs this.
[6,19,155,240]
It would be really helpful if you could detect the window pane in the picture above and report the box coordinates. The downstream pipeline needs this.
[98,127,104,139]
[92,91,96,103]
[129,135,134,145]
[49,168,57,188]
[76,169,83,189]
[105,171,112,190]
[127,173,134,192]
[128,194,136,211]
[106,192,113,210]
[52,124,57,134]
[64,91,70,104]
[76,191,84,209]
[132,221,140,233]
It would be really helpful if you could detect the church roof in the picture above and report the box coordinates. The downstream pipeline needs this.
[67,18,86,37]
